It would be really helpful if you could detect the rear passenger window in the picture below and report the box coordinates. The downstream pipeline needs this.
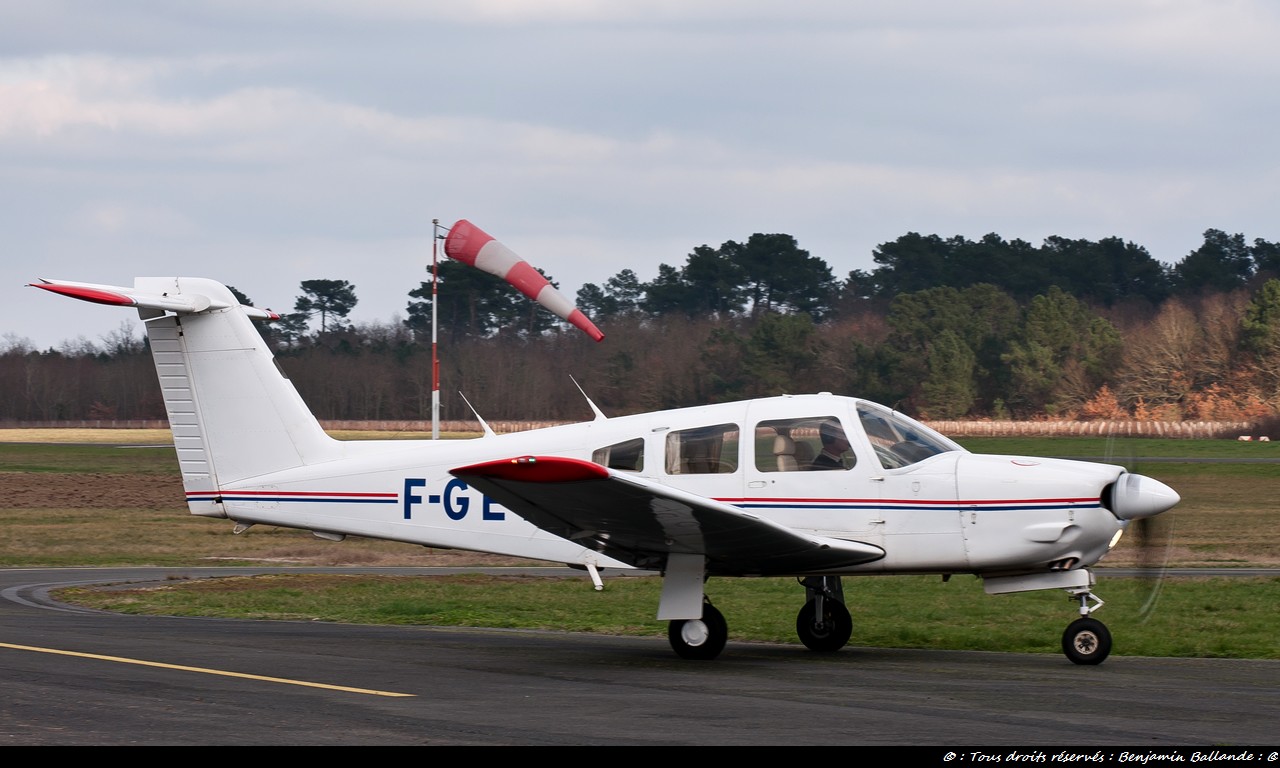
[592,438,645,472]
[664,424,739,475]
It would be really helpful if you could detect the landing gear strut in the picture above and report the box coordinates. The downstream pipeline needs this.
[796,576,853,652]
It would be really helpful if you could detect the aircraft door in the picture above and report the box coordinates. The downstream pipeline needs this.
[743,409,885,546]
[854,403,967,570]
[870,460,967,570]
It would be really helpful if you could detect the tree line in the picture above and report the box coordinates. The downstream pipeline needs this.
[4,228,1280,425]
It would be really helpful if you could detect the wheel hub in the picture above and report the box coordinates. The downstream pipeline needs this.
[680,619,710,647]
[1072,631,1099,653]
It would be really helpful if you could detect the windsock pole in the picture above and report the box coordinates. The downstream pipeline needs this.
[431,219,442,440]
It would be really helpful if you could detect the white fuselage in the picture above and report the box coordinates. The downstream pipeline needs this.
[201,394,1130,578]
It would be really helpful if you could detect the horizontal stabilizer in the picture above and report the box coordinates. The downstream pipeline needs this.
[29,278,279,320]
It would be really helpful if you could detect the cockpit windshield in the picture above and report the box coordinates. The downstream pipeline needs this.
[856,402,963,469]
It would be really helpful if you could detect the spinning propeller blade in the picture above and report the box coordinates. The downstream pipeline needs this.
[1105,435,1176,623]
[1133,509,1176,621]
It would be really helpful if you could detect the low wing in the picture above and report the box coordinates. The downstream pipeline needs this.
[449,456,885,575]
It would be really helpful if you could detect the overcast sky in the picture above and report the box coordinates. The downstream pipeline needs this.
[4,1,1278,350]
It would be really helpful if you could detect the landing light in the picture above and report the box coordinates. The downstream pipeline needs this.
[1109,529,1124,549]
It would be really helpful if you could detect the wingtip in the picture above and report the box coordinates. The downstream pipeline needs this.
[28,280,137,307]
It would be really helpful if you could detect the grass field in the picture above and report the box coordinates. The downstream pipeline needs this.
[2,430,1277,659]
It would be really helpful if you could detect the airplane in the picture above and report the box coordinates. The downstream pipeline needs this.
[29,275,1181,664]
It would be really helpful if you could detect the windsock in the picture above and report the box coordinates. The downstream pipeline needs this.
[443,219,604,342]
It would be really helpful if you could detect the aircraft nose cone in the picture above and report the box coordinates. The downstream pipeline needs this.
[1108,472,1180,520]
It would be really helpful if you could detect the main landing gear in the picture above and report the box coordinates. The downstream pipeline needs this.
[664,576,855,660]
[796,575,852,652]
[667,600,728,660]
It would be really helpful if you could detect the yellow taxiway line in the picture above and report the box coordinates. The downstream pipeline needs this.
[0,642,415,697]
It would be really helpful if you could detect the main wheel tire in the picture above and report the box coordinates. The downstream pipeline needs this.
[667,603,728,660]
[1062,617,1112,665]
[796,598,853,652]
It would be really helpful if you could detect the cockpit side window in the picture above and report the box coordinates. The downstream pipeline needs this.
[592,438,645,472]
[665,423,739,475]
[857,403,955,469]
[754,417,853,472]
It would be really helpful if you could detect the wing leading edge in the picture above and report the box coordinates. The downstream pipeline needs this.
[449,456,885,575]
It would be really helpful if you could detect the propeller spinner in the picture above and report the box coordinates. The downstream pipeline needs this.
[1105,472,1180,521]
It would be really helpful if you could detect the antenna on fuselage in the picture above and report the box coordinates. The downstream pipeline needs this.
[570,375,608,422]
[458,391,496,438]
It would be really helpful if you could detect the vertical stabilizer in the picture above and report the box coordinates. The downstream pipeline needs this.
[132,278,342,514]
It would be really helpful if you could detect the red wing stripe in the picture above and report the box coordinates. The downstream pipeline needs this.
[452,456,609,483]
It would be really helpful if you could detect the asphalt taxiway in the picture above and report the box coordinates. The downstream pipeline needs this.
[1,567,1277,746]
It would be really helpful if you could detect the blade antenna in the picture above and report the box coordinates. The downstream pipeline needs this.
[570,375,608,421]
[458,391,496,438]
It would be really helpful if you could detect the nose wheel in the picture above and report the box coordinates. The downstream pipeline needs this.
[1061,587,1111,665]
[1062,617,1112,665]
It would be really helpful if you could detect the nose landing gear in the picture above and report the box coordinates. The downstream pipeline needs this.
[1062,587,1111,665]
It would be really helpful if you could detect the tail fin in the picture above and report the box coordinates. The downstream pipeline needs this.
[30,278,341,516]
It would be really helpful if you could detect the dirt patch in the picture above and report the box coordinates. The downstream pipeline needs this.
[0,472,185,509]
[0,471,541,567]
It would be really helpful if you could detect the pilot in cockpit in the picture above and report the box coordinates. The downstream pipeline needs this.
[810,419,852,470]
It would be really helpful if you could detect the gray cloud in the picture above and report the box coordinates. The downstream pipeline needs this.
[4,1,1278,349]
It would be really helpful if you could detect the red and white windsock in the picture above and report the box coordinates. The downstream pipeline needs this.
[443,219,604,342]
